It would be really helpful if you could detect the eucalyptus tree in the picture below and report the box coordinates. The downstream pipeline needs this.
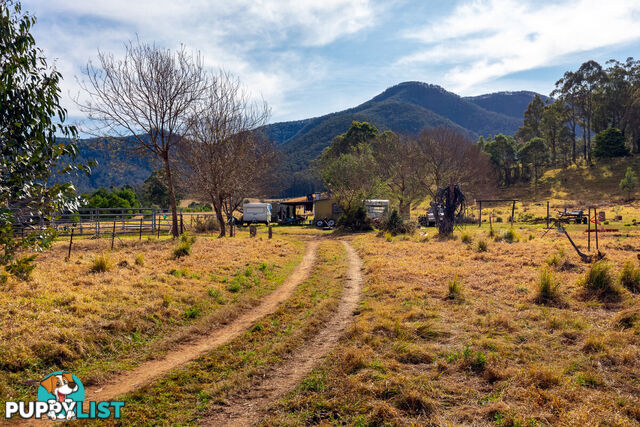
[1,1,88,279]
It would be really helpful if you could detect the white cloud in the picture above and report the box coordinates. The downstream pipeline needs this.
[398,0,640,92]
[22,0,377,122]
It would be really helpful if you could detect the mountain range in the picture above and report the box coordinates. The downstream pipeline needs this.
[70,81,546,196]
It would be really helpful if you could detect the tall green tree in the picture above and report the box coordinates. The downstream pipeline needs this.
[1,1,88,279]
[575,60,606,163]
[593,127,629,158]
[519,137,548,190]
[318,122,381,214]
[483,134,517,187]
[516,94,545,142]
[552,71,581,164]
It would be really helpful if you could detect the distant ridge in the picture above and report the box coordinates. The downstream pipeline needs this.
[71,82,546,196]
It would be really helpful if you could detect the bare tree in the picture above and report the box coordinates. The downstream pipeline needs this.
[178,71,275,237]
[417,127,492,199]
[77,40,209,237]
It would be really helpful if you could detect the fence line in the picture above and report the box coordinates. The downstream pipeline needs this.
[13,208,218,238]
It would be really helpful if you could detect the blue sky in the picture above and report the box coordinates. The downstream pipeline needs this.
[22,0,640,125]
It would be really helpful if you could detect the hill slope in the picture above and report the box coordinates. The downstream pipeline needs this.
[70,82,545,196]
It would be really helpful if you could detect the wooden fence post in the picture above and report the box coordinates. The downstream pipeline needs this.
[546,201,549,229]
[111,220,116,250]
[66,228,74,260]
[511,200,515,227]
[268,225,272,239]
[587,207,591,251]
[593,208,600,250]
[139,217,143,240]
[250,224,257,238]
[180,213,184,235]
[230,223,234,237]
[478,201,482,227]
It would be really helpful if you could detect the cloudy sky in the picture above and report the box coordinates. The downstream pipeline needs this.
[22,0,640,124]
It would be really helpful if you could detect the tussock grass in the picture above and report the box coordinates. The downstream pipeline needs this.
[501,228,519,243]
[535,267,562,305]
[90,253,112,273]
[619,260,640,293]
[460,232,472,244]
[172,240,192,259]
[134,253,145,266]
[581,260,621,300]
[476,239,488,252]
[446,276,464,301]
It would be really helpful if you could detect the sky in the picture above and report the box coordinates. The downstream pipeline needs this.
[22,0,640,125]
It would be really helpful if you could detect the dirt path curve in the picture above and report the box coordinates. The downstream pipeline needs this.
[85,240,320,402]
[202,240,363,426]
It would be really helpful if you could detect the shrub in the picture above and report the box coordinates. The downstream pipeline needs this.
[6,255,37,281]
[380,210,415,235]
[337,205,372,232]
[193,216,219,233]
[582,260,620,299]
[227,282,241,293]
[460,232,472,244]
[181,232,196,244]
[134,253,145,267]
[535,268,561,305]
[446,276,463,300]
[502,228,519,243]
[90,253,112,273]
[183,306,202,319]
[476,240,488,252]
[495,216,503,223]
[619,260,640,293]
[173,241,191,259]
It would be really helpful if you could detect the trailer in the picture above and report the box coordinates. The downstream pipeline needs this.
[241,203,272,226]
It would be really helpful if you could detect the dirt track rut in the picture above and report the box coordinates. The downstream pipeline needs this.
[85,240,320,402]
[202,240,363,426]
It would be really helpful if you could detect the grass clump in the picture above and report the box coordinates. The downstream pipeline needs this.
[581,260,621,300]
[535,268,561,305]
[619,260,640,293]
[173,232,197,259]
[476,239,488,252]
[90,253,112,273]
[501,228,519,243]
[446,276,463,301]
[173,241,191,259]
[460,232,472,244]
[134,253,145,266]
[182,306,202,319]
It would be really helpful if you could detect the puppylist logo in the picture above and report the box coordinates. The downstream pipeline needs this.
[5,371,124,420]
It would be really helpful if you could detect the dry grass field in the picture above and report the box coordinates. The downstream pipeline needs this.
[262,224,640,425]
[0,232,307,403]
[2,199,640,425]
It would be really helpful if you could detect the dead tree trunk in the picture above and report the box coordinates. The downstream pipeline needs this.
[432,183,466,236]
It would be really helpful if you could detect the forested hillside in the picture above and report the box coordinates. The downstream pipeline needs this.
[70,82,543,196]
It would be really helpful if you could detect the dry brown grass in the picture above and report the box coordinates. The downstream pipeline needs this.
[0,233,306,402]
[264,225,640,425]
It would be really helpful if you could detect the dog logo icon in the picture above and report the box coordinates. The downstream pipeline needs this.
[37,371,85,420]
